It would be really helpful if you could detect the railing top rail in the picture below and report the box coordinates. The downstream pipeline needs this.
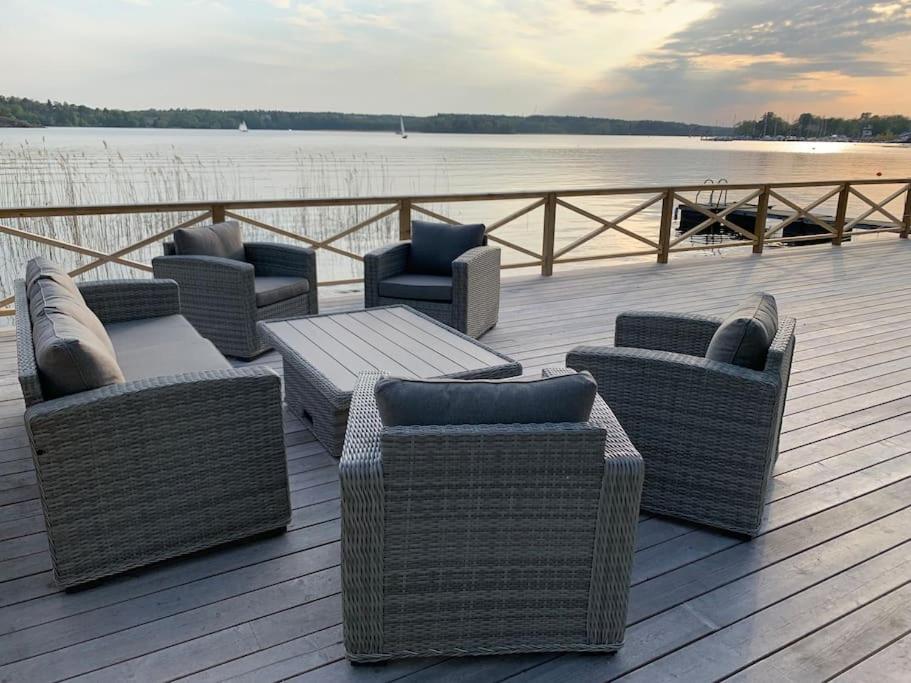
[1,177,909,219]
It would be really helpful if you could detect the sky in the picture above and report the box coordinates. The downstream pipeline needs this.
[2,0,910,124]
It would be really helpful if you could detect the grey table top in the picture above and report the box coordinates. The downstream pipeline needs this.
[259,305,518,393]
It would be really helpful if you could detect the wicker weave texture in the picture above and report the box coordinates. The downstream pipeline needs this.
[339,369,643,661]
[152,241,317,359]
[17,281,292,587]
[363,241,500,338]
[568,314,797,536]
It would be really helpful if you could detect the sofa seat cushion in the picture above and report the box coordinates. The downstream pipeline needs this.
[706,292,779,370]
[28,275,124,398]
[105,315,231,382]
[255,276,310,308]
[173,221,245,261]
[408,220,486,275]
[378,274,453,302]
[375,370,597,426]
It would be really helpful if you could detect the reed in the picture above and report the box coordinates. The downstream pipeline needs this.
[0,140,406,301]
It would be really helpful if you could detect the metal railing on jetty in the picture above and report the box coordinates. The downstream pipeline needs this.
[0,177,909,316]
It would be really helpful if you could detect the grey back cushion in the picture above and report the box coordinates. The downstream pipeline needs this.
[26,256,81,298]
[705,292,779,370]
[28,277,124,398]
[173,221,245,261]
[25,258,115,356]
[408,220,486,275]
[375,370,597,426]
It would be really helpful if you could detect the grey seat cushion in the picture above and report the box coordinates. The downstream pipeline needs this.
[378,273,453,302]
[408,220,486,275]
[28,275,124,398]
[705,292,779,370]
[105,315,231,381]
[254,276,310,308]
[375,370,597,426]
[173,221,245,261]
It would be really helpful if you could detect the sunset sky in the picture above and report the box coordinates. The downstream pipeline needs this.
[3,0,910,124]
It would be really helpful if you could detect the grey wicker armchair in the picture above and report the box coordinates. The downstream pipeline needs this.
[364,228,500,338]
[339,369,644,662]
[567,309,797,537]
[16,277,291,588]
[153,234,318,359]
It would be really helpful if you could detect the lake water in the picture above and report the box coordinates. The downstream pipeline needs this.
[1,127,909,297]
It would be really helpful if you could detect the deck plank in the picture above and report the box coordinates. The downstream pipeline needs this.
[1,239,910,681]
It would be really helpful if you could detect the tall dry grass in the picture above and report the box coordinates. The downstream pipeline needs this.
[0,139,411,317]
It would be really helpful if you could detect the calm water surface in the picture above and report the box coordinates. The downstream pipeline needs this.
[1,128,909,290]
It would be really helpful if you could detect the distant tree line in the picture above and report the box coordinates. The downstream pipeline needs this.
[733,111,911,139]
[0,95,732,136]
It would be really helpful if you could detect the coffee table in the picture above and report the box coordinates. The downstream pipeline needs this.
[258,305,522,457]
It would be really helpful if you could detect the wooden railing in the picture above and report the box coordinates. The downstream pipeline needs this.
[1,177,909,316]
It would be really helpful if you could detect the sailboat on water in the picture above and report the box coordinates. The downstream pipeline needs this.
[238,120,248,133]
[398,116,408,139]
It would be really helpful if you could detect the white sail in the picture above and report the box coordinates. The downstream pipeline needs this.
[399,116,407,139]
[239,120,248,132]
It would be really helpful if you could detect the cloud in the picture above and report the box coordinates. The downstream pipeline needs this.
[563,0,911,120]
[574,0,627,13]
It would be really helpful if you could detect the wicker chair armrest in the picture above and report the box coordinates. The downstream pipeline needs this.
[364,242,410,309]
[339,372,386,653]
[244,242,317,280]
[452,245,500,286]
[452,245,500,337]
[542,366,643,469]
[77,278,181,324]
[364,241,410,280]
[152,254,255,297]
[614,311,724,357]
[25,366,280,433]
[567,345,779,458]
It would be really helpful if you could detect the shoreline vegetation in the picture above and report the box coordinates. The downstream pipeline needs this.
[2,97,908,141]
[1,95,731,136]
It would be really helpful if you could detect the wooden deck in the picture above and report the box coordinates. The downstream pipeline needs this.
[3,239,911,682]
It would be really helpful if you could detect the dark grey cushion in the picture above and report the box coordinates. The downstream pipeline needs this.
[254,276,310,308]
[408,221,485,275]
[25,256,81,298]
[378,273,453,302]
[173,221,245,261]
[705,292,779,370]
[25,257,113,353]
[105,314,231,381]
[28,278,124,398]
[375,370,597,426]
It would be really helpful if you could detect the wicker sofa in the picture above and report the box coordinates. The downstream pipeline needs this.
[567,302,796,536]
[364,221,500,338]
[339,369,644,661]
[152,222,318,359]
[16,269,291,588]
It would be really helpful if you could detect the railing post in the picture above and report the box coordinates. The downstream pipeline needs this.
[901,183,911,240]
[398,199,412,241]
[833,183,850,246]
[657,189,674,264]
[541,192,557,276]
[211,203,226,224]
[753,185,770,254]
